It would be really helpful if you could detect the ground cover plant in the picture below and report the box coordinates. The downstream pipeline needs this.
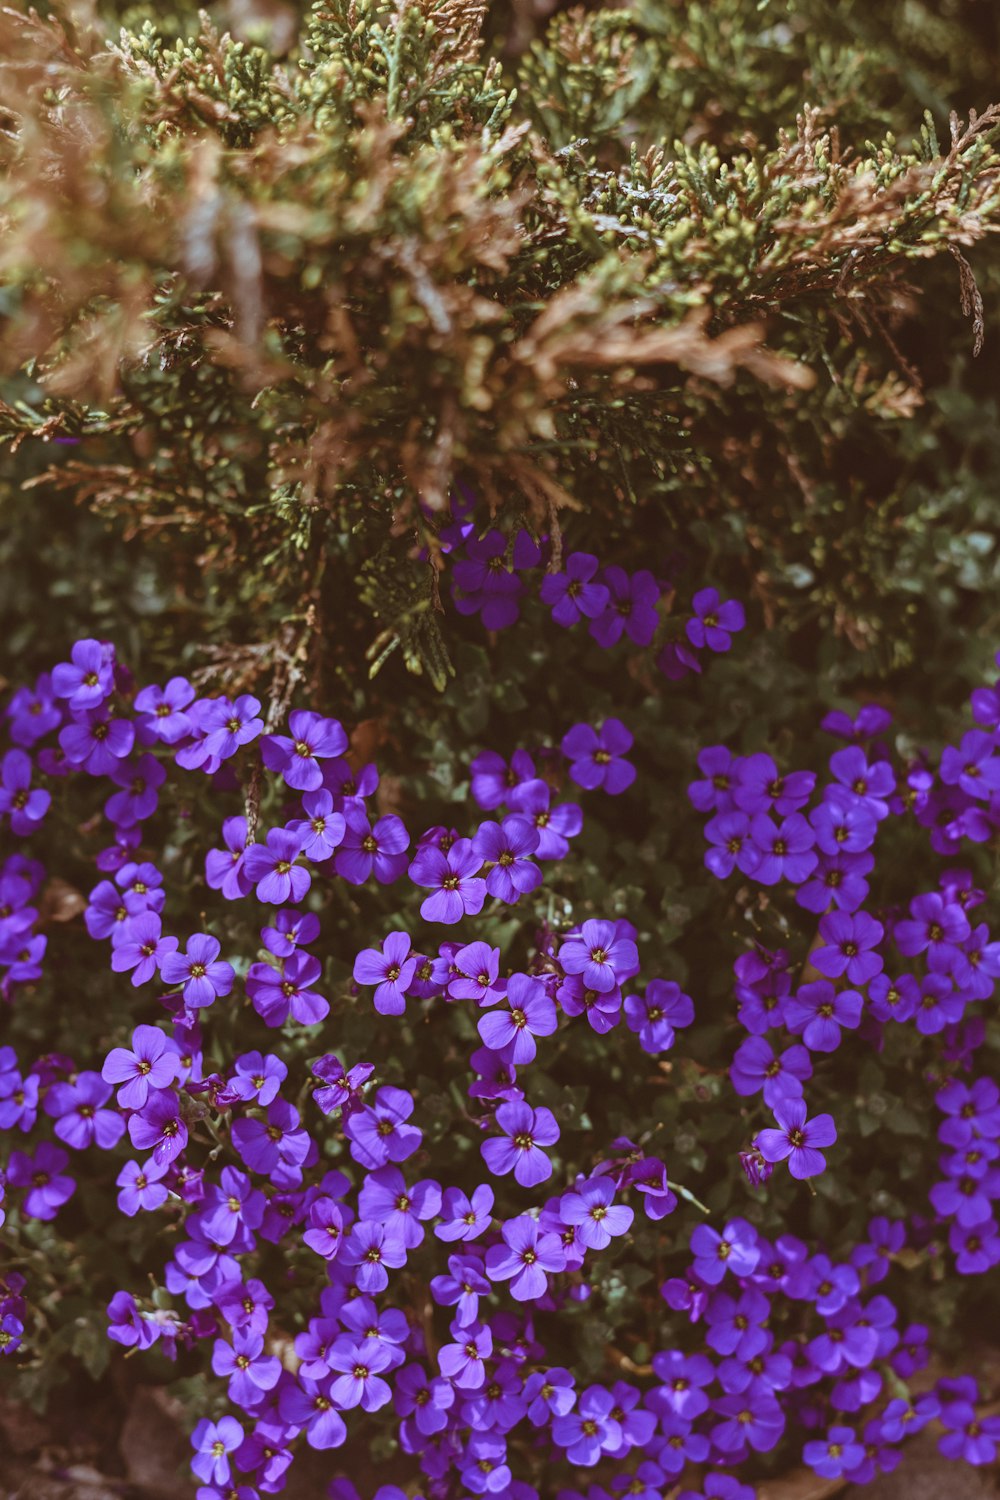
[1,1,1000,1497]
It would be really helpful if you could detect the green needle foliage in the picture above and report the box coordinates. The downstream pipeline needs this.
[1,0,999,699]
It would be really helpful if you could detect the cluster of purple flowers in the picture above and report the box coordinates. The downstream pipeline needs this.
[442,507,745,681]
[2,625,999,1498]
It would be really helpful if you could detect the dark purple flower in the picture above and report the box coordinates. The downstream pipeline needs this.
[804,1425,865,1478]
[327,1335,394,1411]
[469,748,536,811]
[686,588,745,652]
[589,567,660,648]
[829,746,896,817]
[756,1098,837,1179]
[0,751,50,834]
[561,719,636,795]
[438,1320,492,1389]
[540,552,609,627]
[340,1220,408,1293]
[343,1086,421,1170]
[7,1141,76,1219]
[940,730,1000,800]
[481,1101,560,1187]
[105,753,166,827]
[447,940,503,1003]
[409,838,486,924]
[231,1098,311,1179]
[160,933,234,1008]
[357,1164,441,1249]
[506,778,582,860]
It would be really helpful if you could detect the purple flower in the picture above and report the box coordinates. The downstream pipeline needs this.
[327,1335,394,1411]
[438,1320,492,1389]
[895,891,971,961]
[51,638,114,710]
[690,1219,761,1285]
[477,972,557,1064]
[106,1290,159,1350]
[506,777,582,860]
[105,753,166,827]
[748,813,817,886]
[205,815,254,901]
[783,981,863,1053]
[937,1401,1000,1464]
[335,808,409,885]
[829,746,896,817]
[212,1327,281,1407]
[481,1101,560,1187]
[472,816,542,903]
[469,748,536,810]
[729,1035,812,1104]
[261,908,320,959]
[0,1313,24,1358]
[353,931,416,1016]
[160,933,234,1009]
[447,940,503,1003]
[485,1214,567,1300]
[127,1090,189,1165]
[704,812,760,879]
[804,1425,865,1478]
[394,1363,456,1435]
[340,1220,408,1293]
[302,1196,345,1259]
[559,919,638,994]
[756,1098,837,1179]
[102,1024,178,1109]
[59,709,135,776]
[552,1384,621,1465]
[191,1416,244,1487]
[623,979,694,1054]
[560,1176,633,1250]
[344,1086,421,1171]
[358,1165,441,1249]
[540,552,609,627]
[134,676,194,743]
[45,1070,124,1150]
[110,913,179,987]
[247,950,328,1028]
[408,838,486,924]
[243,828,311,905]
[810,794,877,855]
[811,910,884,985]
[940,730,1000,800]
[796,850,873,914]
[686,588,745,652]
[0,751,50,834]
[430,1253,491,1323]
[733,754,816,817]
[116,1157,169,1216]
[199,694,263,761]
[261,710,348,792]
[561,719,636,794]
[435,1184,494,1242]
[589,567,660,648]
[711,1393,785,1453]
[231,1099,311,1179]
[7,1142,76,1219]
